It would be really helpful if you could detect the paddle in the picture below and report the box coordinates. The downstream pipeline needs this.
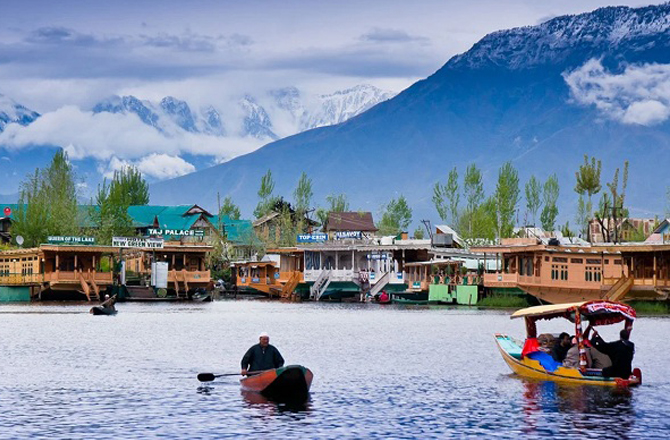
[197,369,272,382]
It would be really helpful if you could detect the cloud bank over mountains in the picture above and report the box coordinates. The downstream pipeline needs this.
[565,59,670,126]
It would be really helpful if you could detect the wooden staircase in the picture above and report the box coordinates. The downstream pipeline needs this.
[280,272,301,299]
[602,275,634,301]
[79,271,100,302]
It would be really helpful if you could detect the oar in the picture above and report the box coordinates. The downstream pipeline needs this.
[197,369,274,382]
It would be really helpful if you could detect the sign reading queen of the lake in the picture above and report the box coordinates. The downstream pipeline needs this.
[47,236,95,245]
[112,237,164,249]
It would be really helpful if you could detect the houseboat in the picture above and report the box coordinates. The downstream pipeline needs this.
[234,248,305,299]
[0,244,116,302]
[475,240,670,304]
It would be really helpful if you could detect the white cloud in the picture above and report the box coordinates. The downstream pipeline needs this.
[0,105,264,179]
[102,154,196,180]
[564,59,670,126]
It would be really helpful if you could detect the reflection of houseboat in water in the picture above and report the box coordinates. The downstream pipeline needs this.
[0,245,116,301]
[474,240,670,304]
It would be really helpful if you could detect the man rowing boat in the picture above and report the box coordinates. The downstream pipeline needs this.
[241,332,284,376]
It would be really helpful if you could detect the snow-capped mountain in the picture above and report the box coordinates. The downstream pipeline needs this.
[90,84,394,141]
[150,3,670,222]
[0,94,40,132]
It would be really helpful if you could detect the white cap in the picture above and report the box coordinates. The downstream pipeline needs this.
[259,332,269,339]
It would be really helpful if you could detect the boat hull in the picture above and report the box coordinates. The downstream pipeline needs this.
[241,365,313,402]
[495,334,640,387]
[90,306,117,316]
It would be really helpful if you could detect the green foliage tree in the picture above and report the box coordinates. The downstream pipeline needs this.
[316,194,350,228]
[595,161,630,243]
[574,155,602,237]
[463,164,484,238]
[575,195,589,239]
[110,166,149,205]
[377,195,412,236]
[219,196,241,220]
[293,172,313,234]
[12,150,79,247]
[494,162,520,239]
[540,174,560,231]
[413,226,425,239]
[458,196,497,243]
[254,169,277,219]
[432,167,459,225]
[524,175,541,227]
[91,178,134,245]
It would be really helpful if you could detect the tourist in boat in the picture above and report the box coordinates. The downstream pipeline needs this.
[240,332,284,376]
[562,337,592,369]
[100,294,116,311]
[583,325,612,369]
[590,328,635,378]
[551,332,571,362]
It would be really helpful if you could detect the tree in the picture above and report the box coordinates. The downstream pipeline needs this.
[524,175,541,227]
[377,195,412,236]
[494,162,520,239]
[12,150,79,247]
[110,166,149,205]
[540,174,559,231]
[595,161,629,243]
[463,164,484,238]
[432,167,459,225]
[254,169,277,219]
[219,196,241,220]
[90,178,134,245]
[413,226,425,239]
[574,155,602,237]
[293,172,313,234]
[316,194,350,228]
[575,196,589,239]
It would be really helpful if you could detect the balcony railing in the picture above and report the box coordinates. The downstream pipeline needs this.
[168,270,211,283]
[483,272,519,287]
[0,273,44,285]
[44,271,114,284]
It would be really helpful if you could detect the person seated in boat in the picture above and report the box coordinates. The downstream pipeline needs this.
[100,294,116,311]
[589,327,635,378]
[562,337,592,369]
[551,332,571,362]
[583,325,612,369]
[240,332,284,376]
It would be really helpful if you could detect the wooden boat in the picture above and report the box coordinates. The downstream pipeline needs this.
[392,296,429,305]
[495,300,641,387]
[192,290,212,302]
[240,365,313,402]
[90,306,117,316]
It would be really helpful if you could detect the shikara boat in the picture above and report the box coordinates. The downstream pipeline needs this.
[495,300,641,387]
[392,296,429,305]
[90,306,117,316]
[241,365,313,402]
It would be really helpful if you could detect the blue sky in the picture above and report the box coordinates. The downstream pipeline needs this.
[0,0,663,188]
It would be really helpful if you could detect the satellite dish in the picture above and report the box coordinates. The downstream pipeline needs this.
[16,235,24,246]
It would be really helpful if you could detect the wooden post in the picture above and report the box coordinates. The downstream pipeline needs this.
[171,254,175,269]
[74,254,78,271]
[653,253,657,286]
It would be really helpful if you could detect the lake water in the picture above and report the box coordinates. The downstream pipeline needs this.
[1,300,669,439]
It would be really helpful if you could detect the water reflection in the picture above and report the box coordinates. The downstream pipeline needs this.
[521,380,635,438]
[241,390,311,413]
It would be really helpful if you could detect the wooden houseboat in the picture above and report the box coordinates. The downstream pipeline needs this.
[234,248,305,299]
[475,240,670,304]
[0,244,116,302]
[123,244,213,300]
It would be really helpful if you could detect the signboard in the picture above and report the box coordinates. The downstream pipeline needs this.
[112,237,164,249]
[297,233,328,243]
[47,236,95,245]
[366,254,388,260]
[335,231,362,240]
[147,228,205,237]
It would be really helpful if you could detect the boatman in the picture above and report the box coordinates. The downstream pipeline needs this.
[590,328,635,378]
[240,332,284,376]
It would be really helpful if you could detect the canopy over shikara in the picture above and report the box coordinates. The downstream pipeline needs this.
[512,300,636,338]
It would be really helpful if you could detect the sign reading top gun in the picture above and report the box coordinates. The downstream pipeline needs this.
[112,237,164,249]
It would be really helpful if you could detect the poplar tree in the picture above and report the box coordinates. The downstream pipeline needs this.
[524,175,541,227]
[377,195,412,236]
[432,167,459,226]
[316,194,350,228]
[540,174,560,231]
[463,164,484,238]
[254,169,277,219]
[219,196,241,220]
[494,162,520,239]
[574,155,602,237]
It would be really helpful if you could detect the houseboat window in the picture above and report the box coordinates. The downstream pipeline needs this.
[525,258,533,276]
[614,259,622,265]
[604,259,609,264]
[570,258,583,264]
[552,257,567,263]
[544,256,549,262]
[586,259,601,265]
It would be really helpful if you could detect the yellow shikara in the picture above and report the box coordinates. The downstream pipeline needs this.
[495,300,641,387]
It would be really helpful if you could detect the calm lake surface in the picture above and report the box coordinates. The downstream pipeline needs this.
[1,300,669,439]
